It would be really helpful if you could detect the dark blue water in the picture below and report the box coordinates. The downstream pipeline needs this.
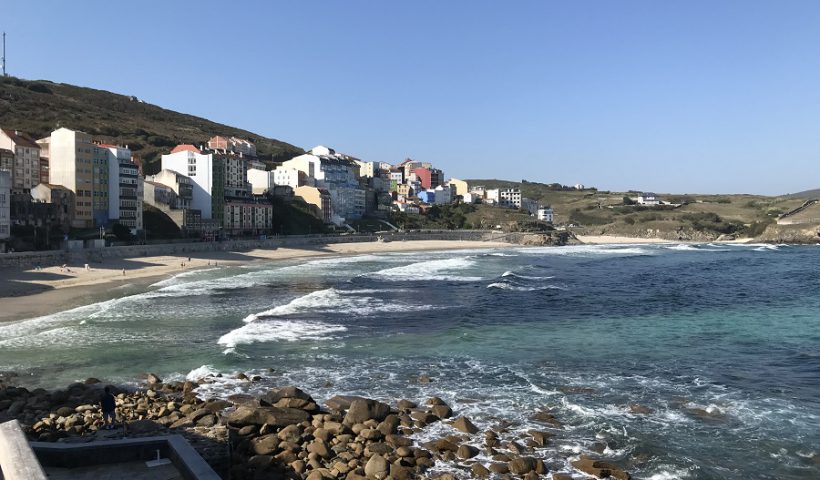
[1,243,818,479]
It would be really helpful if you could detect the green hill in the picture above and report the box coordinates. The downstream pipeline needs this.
[0,76,303,174]
[465,179,811,240]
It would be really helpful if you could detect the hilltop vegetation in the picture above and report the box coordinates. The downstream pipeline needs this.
[0,76,303,174]
[466,179,814,240]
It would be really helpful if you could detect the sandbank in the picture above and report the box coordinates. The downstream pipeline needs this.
[0,239,510,323]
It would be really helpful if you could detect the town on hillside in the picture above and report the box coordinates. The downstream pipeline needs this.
[0,127,557,252]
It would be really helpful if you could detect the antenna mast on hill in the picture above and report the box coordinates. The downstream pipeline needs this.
[2,32,6,77]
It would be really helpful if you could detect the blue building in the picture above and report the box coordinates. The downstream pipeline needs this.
[417,190,435,204]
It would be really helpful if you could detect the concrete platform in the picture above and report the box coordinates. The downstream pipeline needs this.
[0,420,220,480]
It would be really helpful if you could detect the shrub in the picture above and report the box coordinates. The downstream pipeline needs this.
[27,83,53,94]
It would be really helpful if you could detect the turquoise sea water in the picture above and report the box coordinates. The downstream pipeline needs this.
[1,243,818,479]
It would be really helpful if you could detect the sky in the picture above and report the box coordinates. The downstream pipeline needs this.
[3,0,820,195]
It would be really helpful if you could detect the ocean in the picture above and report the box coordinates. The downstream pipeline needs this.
[1,243,818,479]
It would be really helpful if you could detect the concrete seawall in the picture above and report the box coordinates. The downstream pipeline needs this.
[0,231,527,269]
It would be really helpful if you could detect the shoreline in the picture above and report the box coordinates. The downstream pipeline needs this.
[575,234,755,245]
[0,239,511,323]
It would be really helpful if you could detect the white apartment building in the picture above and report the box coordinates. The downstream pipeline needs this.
[101,145,143,231]
[207,135,257,157]
[0,128,41,193]
[537,207,554,223]
[41,128,109,228]
[161,145,215,219]
[273,167,306,190]
[162,144,252,227]
[499,188,522,208]
[247,165,273,195]
[0,171,10,243]
[281,146,365,223]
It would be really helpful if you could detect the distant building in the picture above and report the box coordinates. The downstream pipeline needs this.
[100,144,143,231]
[145,169,193,210]
[0,129,41,194]
[537,206,554,223]
[223,199,273,235]
[272,167,308,190]
[417,190,435,204]
[207,135,257,158]
[638,192,660,205]
[447,178,469,197]
[412,167,444,190]
[522,197,539,215]
[39,128,109,228]
[143,180,179,210]
[281,146,365,223]
[30,183,76,229]
[247,165,272,194]
[0,171,10,245]
[294,186,332,223]
[161,144,253,227]
[574,184,585,190]
[498,188,522,208]
[433,185,453,205]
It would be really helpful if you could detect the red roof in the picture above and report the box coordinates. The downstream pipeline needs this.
[171,144,200,154]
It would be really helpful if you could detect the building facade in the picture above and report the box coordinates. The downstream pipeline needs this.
[0,129,41,194]
[30,183,76,229]
[0,171,10,244]
[102,145,142,231]
[207,135,257,157]
[294,186,332,223]
[41,128,109,228]
[146,169,193,209]
[537,206,554,223]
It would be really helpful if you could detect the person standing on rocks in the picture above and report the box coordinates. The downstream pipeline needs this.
[100,386,117,430]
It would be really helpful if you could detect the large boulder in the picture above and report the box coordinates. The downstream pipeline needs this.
[251,434,280,455]
[344,398,391,425]
[227,406,310,428]
[450,416,479,434]
[364,454,389,479]
[261,386,313,405]
[571,455,631,480]
[325,395,367,412]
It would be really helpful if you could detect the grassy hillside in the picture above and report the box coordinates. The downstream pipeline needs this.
[0,76,303,174]
[466,179,812,240]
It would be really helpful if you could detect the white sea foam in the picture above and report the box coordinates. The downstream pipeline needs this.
[217,319,348,349]
[364,257,482,281]
[487,282,565,292]
[516,245,653,257]
[149,267,220,287]
[241,288,432,320]
[186,364,221,381]
[646,467,692,480]
[501,271,555,280]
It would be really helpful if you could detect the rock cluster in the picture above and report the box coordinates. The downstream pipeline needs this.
[0,373,634,479]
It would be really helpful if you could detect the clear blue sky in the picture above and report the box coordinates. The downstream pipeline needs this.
[4,1,820,194]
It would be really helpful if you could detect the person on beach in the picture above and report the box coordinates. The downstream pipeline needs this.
[100,386,117,430]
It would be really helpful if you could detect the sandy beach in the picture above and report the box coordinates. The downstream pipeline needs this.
[0,239,511,323]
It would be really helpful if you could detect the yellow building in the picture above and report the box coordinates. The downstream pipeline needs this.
[294,186,331,223]
[39,128,109,228]
[447,178,469,197]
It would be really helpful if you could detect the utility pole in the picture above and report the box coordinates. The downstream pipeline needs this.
[2,32,6,77]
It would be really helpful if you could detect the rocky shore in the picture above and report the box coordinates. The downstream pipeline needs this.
[0,372,634,480]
